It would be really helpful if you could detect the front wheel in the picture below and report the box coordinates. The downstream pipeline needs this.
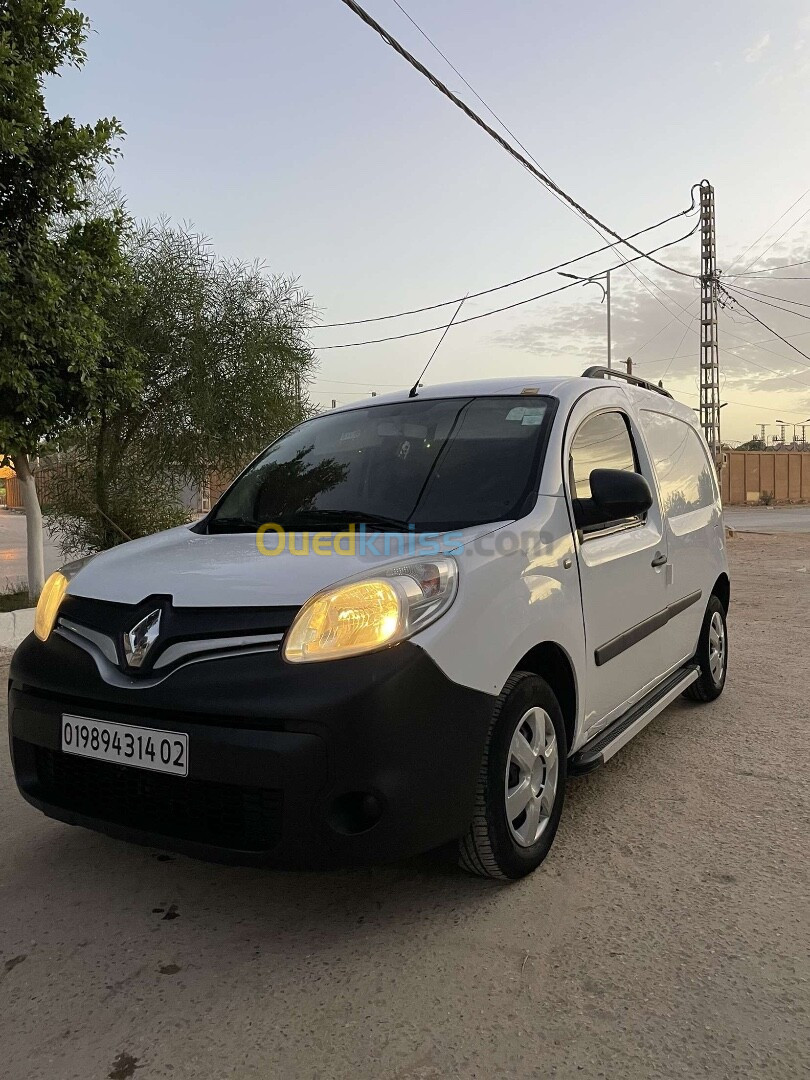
[459,672,567,880]
[684,595,728,702]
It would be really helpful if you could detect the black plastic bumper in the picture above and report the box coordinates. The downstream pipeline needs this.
[8,632,495,867]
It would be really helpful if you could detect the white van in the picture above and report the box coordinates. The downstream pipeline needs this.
[10,368,729,879]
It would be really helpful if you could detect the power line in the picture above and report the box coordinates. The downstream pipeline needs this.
[387,0,709,348]
[721,282,810,311]
[727,258,810,277]
[735,203,810,277]
[637,324,810,369]
[386,0,643,257]
[722,284,810,323]
[389,0,554,179]
[312,223,700,350]
[719,286,810,366]
[727,350,810,389]
[343,0,702,363]
[660,312,697,380]
[393,0,707,355]
[674,388,802,416]
[723,185,810,277]
[337,0,698,279]
[317,210,698,328]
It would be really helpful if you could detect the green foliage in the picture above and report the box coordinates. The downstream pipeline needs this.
[0,0,128,458]
[102,219,314,485]
[43,445,192,557]
[47,217,317,555]
[737,438,766,452]
[0,584,34,612]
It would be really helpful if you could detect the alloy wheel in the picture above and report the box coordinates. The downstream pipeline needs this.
[504,706,559,847]
[709,610,726,684]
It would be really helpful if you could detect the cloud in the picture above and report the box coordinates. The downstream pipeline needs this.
[492,230,810,405]
[744,31,771,63]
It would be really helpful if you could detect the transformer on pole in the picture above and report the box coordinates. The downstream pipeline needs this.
[699,181,722,468]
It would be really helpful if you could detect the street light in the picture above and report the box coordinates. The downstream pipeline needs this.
[777,418,810,445]
[559,270,611,369]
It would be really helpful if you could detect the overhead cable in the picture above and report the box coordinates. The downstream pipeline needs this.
[337,0,698,278]
[313,222,700,350]
[317,209,698,329]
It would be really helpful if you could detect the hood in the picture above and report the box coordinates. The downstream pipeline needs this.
[65,521,504,608]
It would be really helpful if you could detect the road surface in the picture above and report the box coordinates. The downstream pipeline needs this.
[724,506,810,533]
[1,532,808,1079]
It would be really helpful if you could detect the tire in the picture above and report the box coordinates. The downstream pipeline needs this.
[684,594,728,702]
[459,671,567,880]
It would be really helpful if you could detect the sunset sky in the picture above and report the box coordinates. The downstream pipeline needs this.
[47,0,810,441]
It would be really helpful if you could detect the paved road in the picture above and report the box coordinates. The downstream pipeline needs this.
[724,506,810,533]
[0,511,62,592]
[1,535,808,1080]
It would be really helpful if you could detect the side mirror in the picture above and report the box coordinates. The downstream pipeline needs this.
[589,469,652,519]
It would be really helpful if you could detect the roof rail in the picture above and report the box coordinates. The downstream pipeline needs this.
[580,366,673,399]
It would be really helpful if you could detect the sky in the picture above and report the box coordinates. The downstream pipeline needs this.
[46,0,810,442]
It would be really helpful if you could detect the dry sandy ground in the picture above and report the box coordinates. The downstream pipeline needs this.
[1,534,808,1080]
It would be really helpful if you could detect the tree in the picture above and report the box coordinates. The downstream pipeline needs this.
[0,0,127,598]
[46,218,316,556]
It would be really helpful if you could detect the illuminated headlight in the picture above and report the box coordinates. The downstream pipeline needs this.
[33,555,96,642]
[283,556,458,663]
[34,572,69,642]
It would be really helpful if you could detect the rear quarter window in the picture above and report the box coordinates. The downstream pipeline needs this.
[640,411,718,515]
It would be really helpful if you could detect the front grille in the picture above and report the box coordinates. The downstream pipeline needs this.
[27,743,283,852]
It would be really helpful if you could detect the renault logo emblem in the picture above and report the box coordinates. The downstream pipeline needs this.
[123,609,162,669]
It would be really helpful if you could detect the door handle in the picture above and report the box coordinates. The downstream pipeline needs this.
[651,551,668,568]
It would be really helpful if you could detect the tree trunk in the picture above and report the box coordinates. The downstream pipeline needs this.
[12,452,46,601]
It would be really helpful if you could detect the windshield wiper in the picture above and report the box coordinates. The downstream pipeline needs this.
[206,516,260,533]
[278,509,412,532]
[208,510,412,534]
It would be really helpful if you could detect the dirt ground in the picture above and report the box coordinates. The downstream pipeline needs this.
[1,534,808,1080]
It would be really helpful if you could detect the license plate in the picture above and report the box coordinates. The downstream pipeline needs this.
[61,714,188,777]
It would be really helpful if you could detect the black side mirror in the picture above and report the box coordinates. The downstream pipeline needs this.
[589,468,652,519]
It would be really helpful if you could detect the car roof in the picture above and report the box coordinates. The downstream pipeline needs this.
[327,375,698,426]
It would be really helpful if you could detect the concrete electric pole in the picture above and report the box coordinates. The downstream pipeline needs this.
[699,181,722,468]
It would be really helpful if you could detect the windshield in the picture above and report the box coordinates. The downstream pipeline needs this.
[207,395,554,533]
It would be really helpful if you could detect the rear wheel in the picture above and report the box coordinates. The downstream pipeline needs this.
[459,672,567,880]
[685,595,728,702]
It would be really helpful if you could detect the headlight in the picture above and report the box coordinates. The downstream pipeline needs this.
[283,556,458,663]
[34,572,69,642]
[33,555,96,642]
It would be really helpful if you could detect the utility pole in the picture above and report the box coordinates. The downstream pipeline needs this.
[625,356,633,376]
[699,181,722,469]
[759,424,766,443]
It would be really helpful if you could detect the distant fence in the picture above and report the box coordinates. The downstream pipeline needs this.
[721,451,810,504]
[3,475,22,509]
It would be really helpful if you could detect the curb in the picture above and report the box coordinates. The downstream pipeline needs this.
[0,607,35,650]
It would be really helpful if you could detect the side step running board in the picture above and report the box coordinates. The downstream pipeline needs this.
[569,664,700,776]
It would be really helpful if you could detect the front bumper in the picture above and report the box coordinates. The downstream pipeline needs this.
[8,631,495,867]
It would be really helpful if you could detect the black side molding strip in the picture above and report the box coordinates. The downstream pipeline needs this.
[595,590,702,666]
